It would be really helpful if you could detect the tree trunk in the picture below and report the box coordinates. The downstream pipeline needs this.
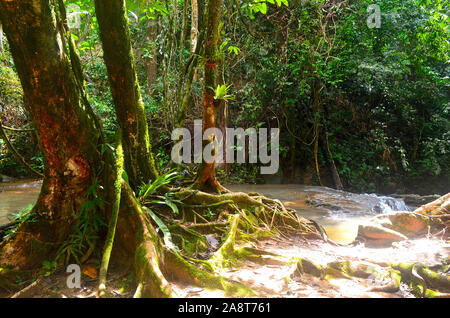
[192,0,225,192]
[94,0,159,190]
[94,0,178,297]
[321,104,343,190]
[0,22,3,52]
[146,17,158,94]
[0,0,101,269]
[180,0,189,47]
[190,0,199,54]
[319,134,343,191]
[215,59,227,173]
[0,1,177,298]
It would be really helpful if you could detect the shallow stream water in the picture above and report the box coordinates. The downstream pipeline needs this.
[0,180,41,225]
[227,184,412,244]
[0,180,412,244]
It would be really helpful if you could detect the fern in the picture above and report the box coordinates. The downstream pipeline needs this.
[138,169,180,201]
[143,207,180,254]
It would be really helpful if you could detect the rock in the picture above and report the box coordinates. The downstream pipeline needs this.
[357,224,408,242]
[371,212,429,238]
[354,194,450,247]
[0,175,14,183]
[391,194,442,207]
[389,212,429,236]
[414,193,450,216]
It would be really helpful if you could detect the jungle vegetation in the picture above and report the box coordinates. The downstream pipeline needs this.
[0,0,448,298]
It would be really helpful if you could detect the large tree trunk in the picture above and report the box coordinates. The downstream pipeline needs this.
[0,0,101,269]
[94,0,159,190]
[0,1,176,298]
[94,0,178,297]
[192,0,225,192]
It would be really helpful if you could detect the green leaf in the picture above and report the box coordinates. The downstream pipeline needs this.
[260,3,267,14]
[143,207,180,254]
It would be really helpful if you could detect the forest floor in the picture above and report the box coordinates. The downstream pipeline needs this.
[2,235,448,298]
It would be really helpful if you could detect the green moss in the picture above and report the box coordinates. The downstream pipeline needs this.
[169,223,208,256]
[168,251,256,296]
[0,267,33,292]
[297,259,322,278]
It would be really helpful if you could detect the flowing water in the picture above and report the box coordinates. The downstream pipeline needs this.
[0,180,41,225]
[227,184,411,244]
[0,180,412,245]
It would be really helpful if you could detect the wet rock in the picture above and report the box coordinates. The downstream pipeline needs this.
[0,175,14,183]
[355,211,433,246]
[355,193,450,247]
[414,193,450,216]
[391,194,442,207]
[357,223,408,242]
[372,212,429,238]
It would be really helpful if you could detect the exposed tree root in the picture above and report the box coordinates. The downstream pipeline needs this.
[207,214,240,270]
[10,276,44,298]
[97,139,124,297]
[172,188,322,239]
[288,256,450,298]
[120,184,176,298]
[368,269,402,293]
[118,184,323,297]
[390,263,450,297]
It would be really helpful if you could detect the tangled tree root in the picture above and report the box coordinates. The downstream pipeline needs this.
[122,187,325,297]
[0,267,34,294]
[0,176,324,298]
[390,263,450,297]
[171,188,323,239]
[288,256,450,298]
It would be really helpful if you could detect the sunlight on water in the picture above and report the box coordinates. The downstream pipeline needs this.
[0,180,41,225]
[227,184,410,245]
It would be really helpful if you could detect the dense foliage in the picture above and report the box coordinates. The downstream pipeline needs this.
[0,0,448,195]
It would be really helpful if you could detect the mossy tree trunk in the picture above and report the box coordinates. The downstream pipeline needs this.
[94,0,181,297]
[0,0,177,298]
[190,0,199,54]
[192,0,225,192]
[0,0,102,269]
[94,0,159,190]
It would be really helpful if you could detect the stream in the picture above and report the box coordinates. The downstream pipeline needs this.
[0,180,413,245]
[227,184,412,244]
[0,179,41,225]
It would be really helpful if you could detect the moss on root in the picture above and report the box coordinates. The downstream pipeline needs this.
[164,250,257,297]
[293,258,450,298]
[391,262,450,297]
[0,267,33,293]
[1,182,322,298]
